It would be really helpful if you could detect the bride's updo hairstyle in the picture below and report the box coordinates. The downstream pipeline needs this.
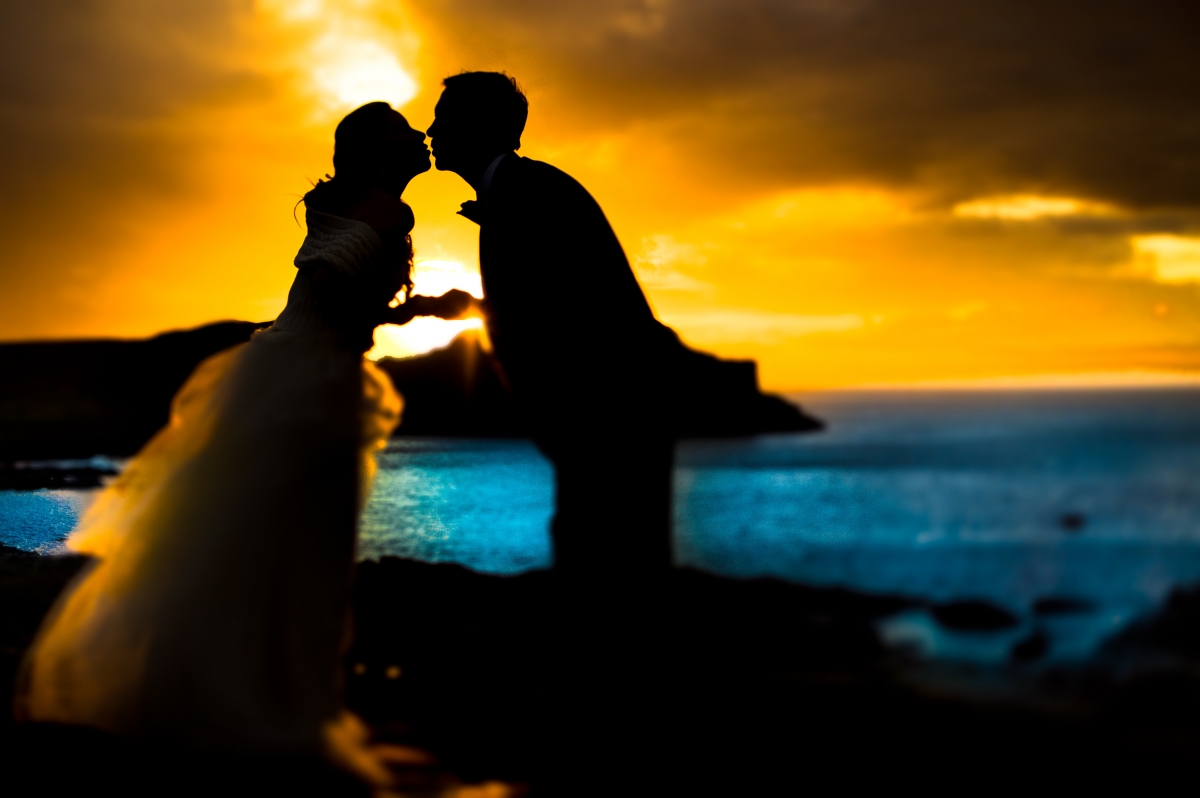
[306,102,406,203]
[303,101,415,298]
[333,101,401,178]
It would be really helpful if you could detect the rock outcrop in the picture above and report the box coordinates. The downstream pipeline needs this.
[0,321,821,460]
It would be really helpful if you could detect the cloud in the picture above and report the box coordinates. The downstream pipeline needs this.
[1132,235,1200,284]
[410,259,483,297]
[631,234,712,292]
[0,1,260,331]
[414,0,1200,210]
[1,0,1196,387]
[0,0,256,201]
[260,0,420,116]
[660,308,863,345]
[953,196,1117,221]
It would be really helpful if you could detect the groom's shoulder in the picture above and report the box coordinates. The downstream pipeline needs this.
[507,156,589,197]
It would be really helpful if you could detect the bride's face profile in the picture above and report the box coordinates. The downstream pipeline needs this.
[380,110,432,192]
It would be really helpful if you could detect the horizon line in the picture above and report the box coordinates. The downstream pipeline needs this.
[782,369,1200,394]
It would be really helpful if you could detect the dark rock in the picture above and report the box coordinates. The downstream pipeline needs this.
[0,545,92,727]
[1103,669,1200,726]
[0,546,91,647]
[1011,630,1049,662]
[0,464,117,490]
[1033,597,1096,616]
[931,600,1020,631]
[1,323,823,459]
[2,723,373,798]
[378,329,823,438]
[1105,584,1200,657]
[8,551,1200,790]
[662,345,824,437]
[375,331,523,437]
[0,321,267,460]
[1059,512,1086,532]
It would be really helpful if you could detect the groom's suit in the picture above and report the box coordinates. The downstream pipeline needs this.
[461,153,678,575]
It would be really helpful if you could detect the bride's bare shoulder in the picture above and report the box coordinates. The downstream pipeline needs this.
[341,188,414,241]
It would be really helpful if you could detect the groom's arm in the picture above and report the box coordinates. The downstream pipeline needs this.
[382,290,480,326]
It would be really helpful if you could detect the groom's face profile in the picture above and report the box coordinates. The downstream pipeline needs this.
[428,90,521,186]
[427,90,480,177]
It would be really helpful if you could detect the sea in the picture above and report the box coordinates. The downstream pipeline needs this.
[4,387,1200,665]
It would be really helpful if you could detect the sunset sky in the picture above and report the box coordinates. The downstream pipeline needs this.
[1,0,1198,390]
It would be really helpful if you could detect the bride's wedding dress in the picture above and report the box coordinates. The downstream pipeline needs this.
[17,209,402,780]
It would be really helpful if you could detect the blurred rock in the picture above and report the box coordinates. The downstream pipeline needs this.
[0,464,117,490]
[1033,597,1096,616]
[0,321,266,460]
[0,323,822,460]
[1011,630,1049,662]
[1105,583,1200,658]
[1059,512,1086,532]
[375,331,522,437]
[931,600,1020,631]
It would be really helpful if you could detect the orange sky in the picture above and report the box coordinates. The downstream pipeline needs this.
[1,0,1198,390]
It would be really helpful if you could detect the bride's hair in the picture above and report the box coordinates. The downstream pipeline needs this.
[303,102,415,299]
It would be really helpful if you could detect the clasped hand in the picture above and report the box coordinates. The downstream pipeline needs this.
[385,289,480,326]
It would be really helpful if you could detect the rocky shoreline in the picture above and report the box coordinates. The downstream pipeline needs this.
[5,544,1200,793]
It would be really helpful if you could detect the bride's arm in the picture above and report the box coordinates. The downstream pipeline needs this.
[384,289,481,326]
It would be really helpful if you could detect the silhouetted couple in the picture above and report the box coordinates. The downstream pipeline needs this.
[16,71,687,787]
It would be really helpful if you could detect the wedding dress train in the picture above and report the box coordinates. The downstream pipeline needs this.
[16,210,402,780]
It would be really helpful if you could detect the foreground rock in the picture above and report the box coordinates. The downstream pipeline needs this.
[7,546,1200,793]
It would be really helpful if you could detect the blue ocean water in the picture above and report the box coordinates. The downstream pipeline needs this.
[4,388,1200,662]
[358,438,555,571]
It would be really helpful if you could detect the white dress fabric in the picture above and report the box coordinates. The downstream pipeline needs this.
[17,210,402,780]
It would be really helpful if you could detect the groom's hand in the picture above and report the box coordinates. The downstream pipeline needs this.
[457,200,485,224]
[430,289,477,319]
[382,290,480,325]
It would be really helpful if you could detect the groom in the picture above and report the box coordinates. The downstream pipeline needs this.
[428,72,680,579]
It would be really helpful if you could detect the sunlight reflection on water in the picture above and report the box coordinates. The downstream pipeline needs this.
[359,438,555,573]
[0,490,96,553]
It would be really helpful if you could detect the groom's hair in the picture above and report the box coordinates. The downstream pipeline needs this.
[442,72,528,151]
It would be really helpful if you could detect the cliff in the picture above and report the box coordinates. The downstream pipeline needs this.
[0,321,820,461]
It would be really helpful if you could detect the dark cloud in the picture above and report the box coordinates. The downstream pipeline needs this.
[0,0,259,331]
[417,0,1200,209]
[0,0,257,199]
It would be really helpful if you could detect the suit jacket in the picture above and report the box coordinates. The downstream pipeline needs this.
[471,154,675,433]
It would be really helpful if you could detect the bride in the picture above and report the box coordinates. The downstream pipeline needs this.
[15,102,470,784]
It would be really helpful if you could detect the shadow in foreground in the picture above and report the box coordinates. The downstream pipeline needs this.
[5,547,1200,794]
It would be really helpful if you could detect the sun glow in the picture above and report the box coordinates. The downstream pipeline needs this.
[366,259,486,360]
[259,0,419,114]
[953,195,1114,220]
[370,317,484,360]
[661,309,864,346]
[312,36,416,110]
[411,260,483,299]
[7,3,1200,391]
